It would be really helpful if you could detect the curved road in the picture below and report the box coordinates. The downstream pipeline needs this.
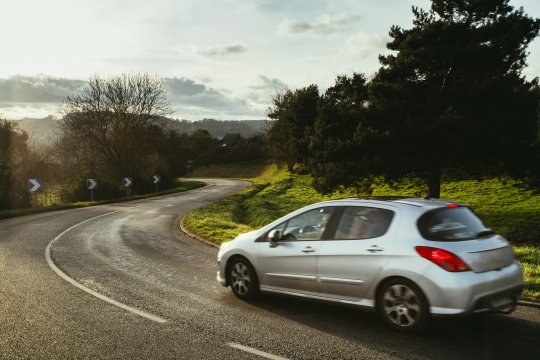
[1,179,539,359]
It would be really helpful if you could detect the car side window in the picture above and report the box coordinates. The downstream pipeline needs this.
[334,206,394,240]
[268,207,334,241]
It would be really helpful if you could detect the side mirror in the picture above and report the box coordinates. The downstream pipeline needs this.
[268,229,281,245]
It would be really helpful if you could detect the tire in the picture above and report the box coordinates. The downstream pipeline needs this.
[227,257,259,300]
[377,278,429,333]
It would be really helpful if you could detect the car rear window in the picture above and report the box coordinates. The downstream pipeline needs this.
[417,207,492,241]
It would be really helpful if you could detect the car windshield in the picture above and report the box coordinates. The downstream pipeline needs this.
[417,207,492,241]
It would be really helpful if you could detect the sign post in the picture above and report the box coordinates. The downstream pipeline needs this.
[152,175,161,192]
[86,179,97,201]
[123,177,133,196]
[28,179,42,208]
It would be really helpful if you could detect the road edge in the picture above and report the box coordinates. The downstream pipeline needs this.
[179,215,219,249]
[517,299,540,309]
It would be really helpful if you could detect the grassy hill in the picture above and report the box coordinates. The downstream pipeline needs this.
[185,162,540,300]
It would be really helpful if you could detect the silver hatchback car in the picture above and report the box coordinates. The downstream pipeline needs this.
[217,198,523,332]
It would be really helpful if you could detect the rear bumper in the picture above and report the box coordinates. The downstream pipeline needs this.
[471,284,522,314]
[419,260,523,317]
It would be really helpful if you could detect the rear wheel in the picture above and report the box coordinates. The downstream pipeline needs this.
[377,278,429,333]
[228,257,259,300]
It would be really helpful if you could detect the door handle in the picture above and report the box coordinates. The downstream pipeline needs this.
[367,246,384,253]
[302,247,316,253]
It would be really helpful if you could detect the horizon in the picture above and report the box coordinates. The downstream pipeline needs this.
[14,115,269,122]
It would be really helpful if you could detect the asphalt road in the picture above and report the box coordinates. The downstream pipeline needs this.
[1,179,539,360]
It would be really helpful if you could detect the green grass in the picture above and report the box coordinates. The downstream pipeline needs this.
[514,246,540,299]
[0,180,205,220]
[187,160,271,180]
[184,162,540,300]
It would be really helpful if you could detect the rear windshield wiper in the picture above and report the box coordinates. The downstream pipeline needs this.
[476,229,496,238]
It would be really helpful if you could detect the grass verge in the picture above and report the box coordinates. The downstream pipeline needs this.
[184,162,540,300]
[0,180,206,221]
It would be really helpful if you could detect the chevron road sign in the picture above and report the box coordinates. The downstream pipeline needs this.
[123,178,133,187]
[86,179,98,190]
[152,175,161,192]
[28,179,42,193]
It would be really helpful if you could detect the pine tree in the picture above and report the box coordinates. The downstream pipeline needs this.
[366,0,540,197]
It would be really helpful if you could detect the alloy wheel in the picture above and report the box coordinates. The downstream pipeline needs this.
[230,262,251,296]
[382,284,423,327]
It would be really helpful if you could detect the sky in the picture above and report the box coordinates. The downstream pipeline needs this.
[1,0,539,121]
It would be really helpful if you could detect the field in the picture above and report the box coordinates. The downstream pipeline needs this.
[185,162,540,300]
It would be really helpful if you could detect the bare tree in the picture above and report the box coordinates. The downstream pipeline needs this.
[58,74,171,191]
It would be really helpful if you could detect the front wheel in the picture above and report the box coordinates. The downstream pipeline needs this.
[228,257,259,300]
[377,278,429,333]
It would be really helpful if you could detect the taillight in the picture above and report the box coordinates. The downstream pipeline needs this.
[415,246,470,272]
[445,203,460,208]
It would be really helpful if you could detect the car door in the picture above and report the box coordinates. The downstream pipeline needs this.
[257,206,334,295]
[316,205,397,302]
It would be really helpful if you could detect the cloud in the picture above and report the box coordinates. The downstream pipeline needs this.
[0,75,266,120]
[255,0,327,13]
[170,93,263,119]
[164,77,235,108]
[0,103,60,120]
[250,75,288,92]
[339,32,389,60]
[163,77,264,119]
[0,75,85,119]
[278,13,361,36]
[197,43,248,57]
[247,75,289,105]
[163,77,206,96]
[240,75,290,115]
[0,75,85,103]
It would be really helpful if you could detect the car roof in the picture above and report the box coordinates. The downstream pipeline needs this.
[320,197,467,210]
[393,198,466,207]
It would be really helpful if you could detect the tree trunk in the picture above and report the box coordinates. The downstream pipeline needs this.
[426,168,441,198]
[287,160,295,173]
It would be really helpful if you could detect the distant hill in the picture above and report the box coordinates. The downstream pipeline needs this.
[16,116,59,144]
[15,116,268,144]
[158,118,268,138]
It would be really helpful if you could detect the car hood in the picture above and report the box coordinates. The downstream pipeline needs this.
[232,229,261,242]
[219,229,261,254]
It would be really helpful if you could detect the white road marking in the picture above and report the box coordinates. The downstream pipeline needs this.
[227,343,289,360]
[45,207,168,324]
